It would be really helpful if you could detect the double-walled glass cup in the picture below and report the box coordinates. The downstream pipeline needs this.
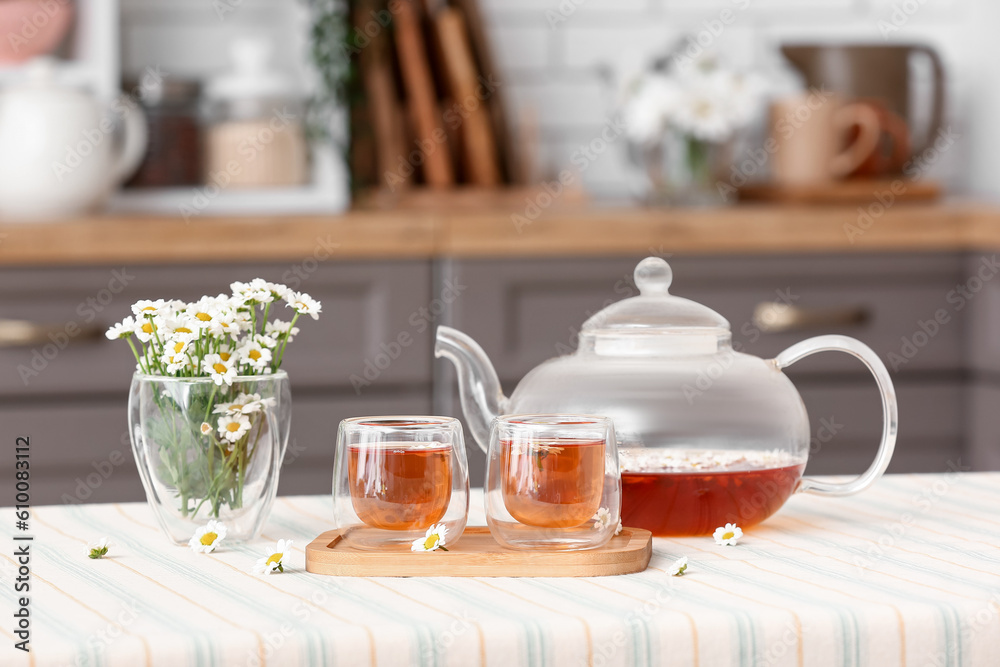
[485,415,621,550]
[334,416,469,550]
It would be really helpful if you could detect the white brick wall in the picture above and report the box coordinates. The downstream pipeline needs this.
[120,0,995,198]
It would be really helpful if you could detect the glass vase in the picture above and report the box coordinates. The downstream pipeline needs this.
[632,131,732,207]
[128,371,291,544]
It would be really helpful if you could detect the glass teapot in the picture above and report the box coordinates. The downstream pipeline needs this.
[435,257,898,535]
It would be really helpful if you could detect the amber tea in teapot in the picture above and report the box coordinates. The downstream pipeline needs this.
[620,449,806,535]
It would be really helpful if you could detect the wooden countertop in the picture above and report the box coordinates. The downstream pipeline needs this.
[1,200,998,266]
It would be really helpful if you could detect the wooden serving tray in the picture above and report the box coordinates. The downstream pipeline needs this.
[305,526,652,577]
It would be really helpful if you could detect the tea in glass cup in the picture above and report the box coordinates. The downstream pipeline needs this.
[334,416,469,550]
[486,415,621,550]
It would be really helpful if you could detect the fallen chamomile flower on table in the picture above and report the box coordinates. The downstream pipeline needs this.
[668,556,688,576]
[87,537,111,559]
[412,524,449,552]
[189,521,227,553]
[253,539,293,574]
[713,523,743,546]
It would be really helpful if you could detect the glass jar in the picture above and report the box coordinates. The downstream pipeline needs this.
[203,37,308,189]
[125,78,203,188]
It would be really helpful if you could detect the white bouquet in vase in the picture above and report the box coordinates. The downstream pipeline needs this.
[620,51,764,205]
[107,279,321,541]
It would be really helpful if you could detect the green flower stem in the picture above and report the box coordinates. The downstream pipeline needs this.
[273,312,300,369]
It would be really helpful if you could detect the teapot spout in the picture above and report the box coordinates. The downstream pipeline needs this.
[434,326,507,453]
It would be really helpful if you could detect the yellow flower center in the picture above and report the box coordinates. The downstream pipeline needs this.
[175,326,192,334]
[213,363,227,374]
[172,342,184,353]
[141,322,154,334]
[195,312,212,322]
[295,302,307,310]
[722,531,735,541]
[249,349,261,361]
[219,352,231,362]
[200,532,217,546]
[230,404,245,412]
[266,553,282,566]
[141,306,156,312]
[226,422,241,433]
[422,534,440,550]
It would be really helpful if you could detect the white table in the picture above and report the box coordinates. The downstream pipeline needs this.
[4,473,1000,666]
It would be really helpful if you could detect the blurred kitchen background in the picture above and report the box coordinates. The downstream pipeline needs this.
[2,0,999,503]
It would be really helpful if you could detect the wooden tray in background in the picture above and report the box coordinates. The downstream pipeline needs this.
[305,526,652,577]
[739,179,942,204]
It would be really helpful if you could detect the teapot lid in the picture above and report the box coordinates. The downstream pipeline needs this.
[582,257,730,333]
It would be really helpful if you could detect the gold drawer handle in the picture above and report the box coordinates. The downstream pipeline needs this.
[752,303,870,334]
[0,319,105,348]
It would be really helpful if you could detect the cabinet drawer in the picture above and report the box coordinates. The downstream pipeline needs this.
[440,254,964,381]
[0,261,433,397]
[0,389,431,505]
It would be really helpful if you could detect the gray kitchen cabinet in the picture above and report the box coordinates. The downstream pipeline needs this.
[0,260,436,504]
[434,254,970,481]
[0,260,433,397]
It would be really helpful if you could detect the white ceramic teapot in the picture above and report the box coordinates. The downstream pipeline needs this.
[0,59,147,220]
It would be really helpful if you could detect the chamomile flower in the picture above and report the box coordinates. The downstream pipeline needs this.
[252,539,293,574]
[285,292,322,320]
[132,315,162,343]
[713,523,743,546]
[161,351,190,374]
[615,520,623,536]
[668,556,689,576]
[105,316,136,340]
[217,413,251,443]
[189,521,227,553]
[131,299,167,317]
[265,319,300,342]
[411,524,449,552]
[238,339,272,371]
[213,392,275,415]
[200,422,213,435]
[592,507,614,531]
[203,353,237,386]
[161,317,197,336]
[87,537,111,559]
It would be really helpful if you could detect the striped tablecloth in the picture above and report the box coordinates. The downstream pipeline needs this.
[3,473,1000,667]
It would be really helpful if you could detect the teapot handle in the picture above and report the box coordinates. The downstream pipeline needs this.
[774,335,898,496]
[111,96,149,185]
